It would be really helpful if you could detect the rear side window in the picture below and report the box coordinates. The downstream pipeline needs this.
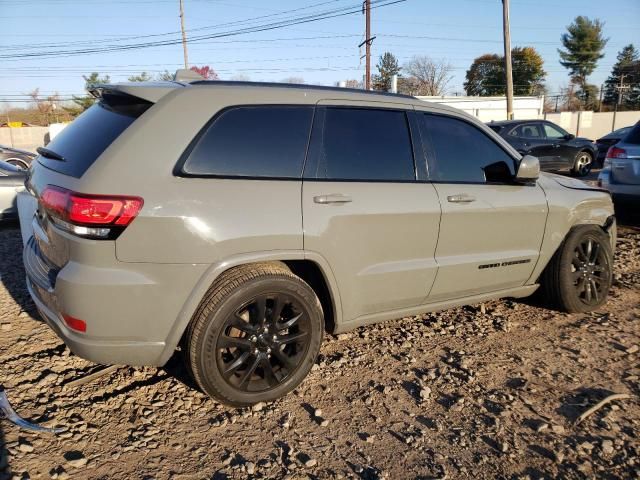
[422,114,515,183]
[624,122,640,145]
[38,92,151,178]
[306,107,415,181]
[181,106,314,178]
[510,123,543,138]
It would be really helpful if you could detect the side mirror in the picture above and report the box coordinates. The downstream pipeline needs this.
[515,155,540,182]
[564,133,575,140]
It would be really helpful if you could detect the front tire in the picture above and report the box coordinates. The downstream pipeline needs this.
[571,151,593,177]
[6,158,30,170]
[540,225,613,313]
[186,263,324,407]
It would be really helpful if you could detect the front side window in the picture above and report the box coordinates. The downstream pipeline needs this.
[306,107,415,181]
[422,114,516,183]
[510,123,543,139]
[543,123,568,139]
[182,106,314,178]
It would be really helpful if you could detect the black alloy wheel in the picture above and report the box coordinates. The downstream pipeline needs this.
[216,293,311,392]
[186,262,324,406]
[571,237,610,306]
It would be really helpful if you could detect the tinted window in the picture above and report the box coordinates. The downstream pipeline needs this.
[624,122,640,145]
[307,107,415,181]
[183,106,313,178]
[422,114,515,183]
[510,123,543,138]
[488,125,503,134]
[38,93,151,178]
[543,123,567,139]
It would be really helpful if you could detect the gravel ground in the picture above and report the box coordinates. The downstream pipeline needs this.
[0,217,638,480]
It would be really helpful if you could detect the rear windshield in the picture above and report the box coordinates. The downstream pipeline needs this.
[623,122,640,145]
[38,92,151,178]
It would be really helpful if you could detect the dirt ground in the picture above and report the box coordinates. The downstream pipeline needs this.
[0,210,638,479]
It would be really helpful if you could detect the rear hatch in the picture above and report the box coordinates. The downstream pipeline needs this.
[608,123,640,185]
[26,86,164,284]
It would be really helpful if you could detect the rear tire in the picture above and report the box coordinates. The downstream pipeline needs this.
[185,263,324,407]
[540,225,613,313]
[571,150,593,177]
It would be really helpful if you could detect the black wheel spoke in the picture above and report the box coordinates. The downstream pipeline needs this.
[223,351,251,377]
[251,297,267,325]
[218,335,252,350]
[270,295,287,323]
[238,355,260,387]
[277,331,309,345]
[230,312,256,333]
[272,348,296,371]
[590,279,599,302]
[590,242,600,263]
[277,312,303,331]
[261,357,279,387]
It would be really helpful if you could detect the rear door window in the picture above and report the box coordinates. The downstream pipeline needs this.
[181,106,314,178]
[305,107,415,181]
[38,92,151,178]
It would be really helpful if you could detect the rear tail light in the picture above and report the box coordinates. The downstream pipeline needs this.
[40,185,143,239]
[606,146,627,159]
[62,314,87,333]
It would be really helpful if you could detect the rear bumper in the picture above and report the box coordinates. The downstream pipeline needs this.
[27,277,165,366]
[598,171,640,198]
[23,234,208,366]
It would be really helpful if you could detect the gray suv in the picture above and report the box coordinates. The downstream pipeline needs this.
[20,76,616,406]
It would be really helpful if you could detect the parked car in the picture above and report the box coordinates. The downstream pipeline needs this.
[0,160,27,220]
[488,120,597,177]
[598,121,640,200]
[20,78,616,407]
[595,126,633,165]
[0,145,36,170]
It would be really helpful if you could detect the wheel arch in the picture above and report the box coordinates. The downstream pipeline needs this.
[157,250,342,366]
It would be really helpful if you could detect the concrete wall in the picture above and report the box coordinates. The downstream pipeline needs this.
[0,126,48,153]
[418,95,544,122]
[543,111,640,140]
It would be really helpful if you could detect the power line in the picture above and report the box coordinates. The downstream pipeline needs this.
[0,0,401,59]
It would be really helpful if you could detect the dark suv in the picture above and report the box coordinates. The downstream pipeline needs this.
[488,120,597,177]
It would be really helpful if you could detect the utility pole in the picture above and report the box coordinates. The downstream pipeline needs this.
[179,0,189,69]
[612,74,629,131]
[502,0,514,120]
[358,0,373,90]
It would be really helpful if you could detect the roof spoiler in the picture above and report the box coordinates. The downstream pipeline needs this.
[87,82,184,103]
[173,68,204,83]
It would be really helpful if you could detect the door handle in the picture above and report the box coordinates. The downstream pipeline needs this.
[313,194,352,204]
[447,194,476,203]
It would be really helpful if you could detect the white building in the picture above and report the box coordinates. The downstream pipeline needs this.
[416,96,544,122]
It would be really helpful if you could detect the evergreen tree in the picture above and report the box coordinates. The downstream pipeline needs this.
[66,72,110,116]
[603,44,640,108]
[372,52,400,91]
[558,16,608,105]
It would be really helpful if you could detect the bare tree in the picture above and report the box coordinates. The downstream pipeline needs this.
[28,89,60,125]
[403,56,453,96]
[281,76,305,84]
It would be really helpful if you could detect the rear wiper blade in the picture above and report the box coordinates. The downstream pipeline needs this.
[37,147,65,161]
